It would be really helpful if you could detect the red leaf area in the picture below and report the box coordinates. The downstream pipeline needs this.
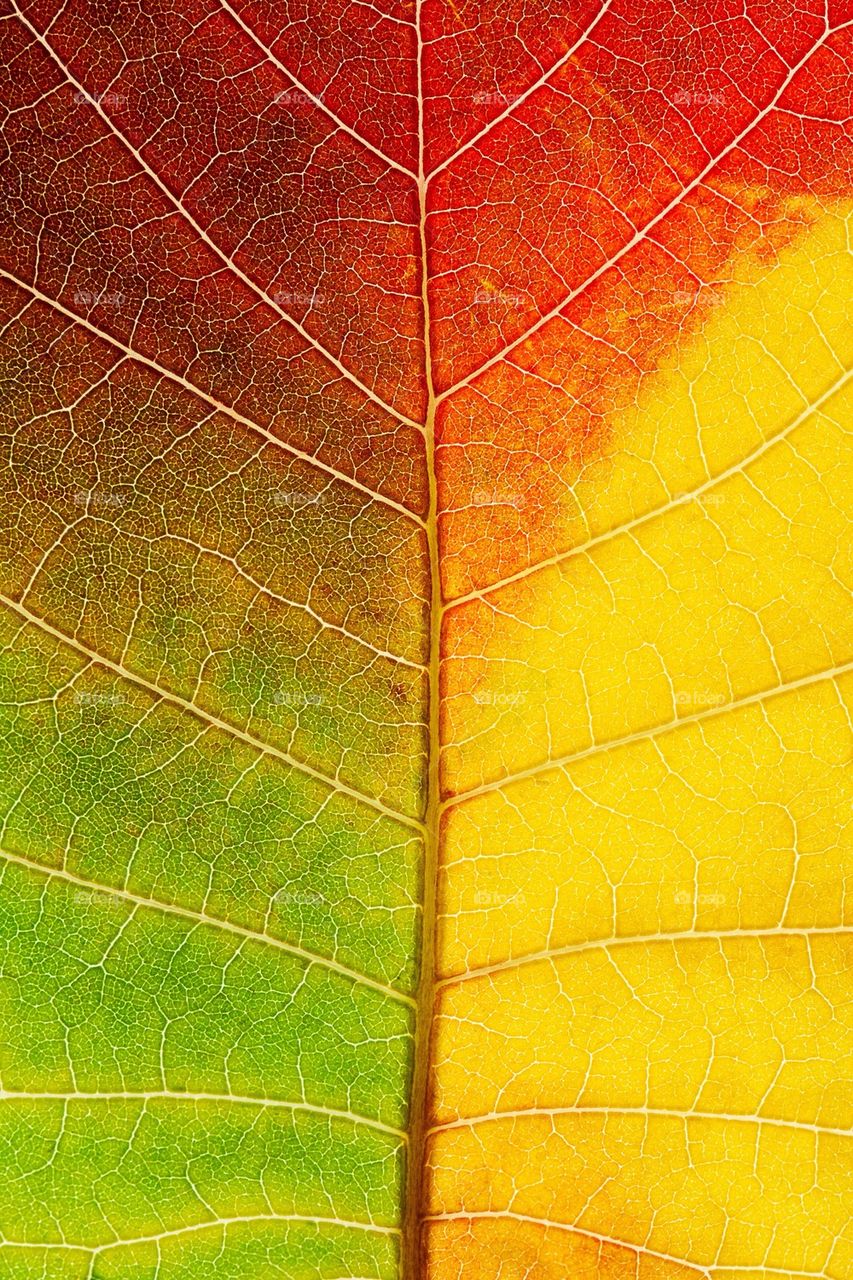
[1,0,851,587]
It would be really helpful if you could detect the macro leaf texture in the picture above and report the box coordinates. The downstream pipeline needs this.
[0,0,851,1278]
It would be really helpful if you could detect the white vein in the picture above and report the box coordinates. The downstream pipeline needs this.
[443,362,852,610]
[0,591,426,832]
[427,1104,852,1140]
[13,2,424,436]
[437,18,852,404]
[443,660,853,808]
[0,273,424,531]
[438,926,853,988]
[0,843,416,1008]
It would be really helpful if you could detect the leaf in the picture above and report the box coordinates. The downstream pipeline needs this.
[0,3,851,1279]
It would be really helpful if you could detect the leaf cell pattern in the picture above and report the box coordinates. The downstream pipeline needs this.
[0,1,851,1278]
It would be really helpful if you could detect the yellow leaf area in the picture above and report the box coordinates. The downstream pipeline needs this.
[429,208,853,1279]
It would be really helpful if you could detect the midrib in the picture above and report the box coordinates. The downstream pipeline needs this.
[402,2,441,1274]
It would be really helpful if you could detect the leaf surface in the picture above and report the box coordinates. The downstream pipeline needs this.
[0,2,851,1278]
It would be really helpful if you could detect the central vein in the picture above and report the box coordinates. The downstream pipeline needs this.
[403,3,441,1275]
